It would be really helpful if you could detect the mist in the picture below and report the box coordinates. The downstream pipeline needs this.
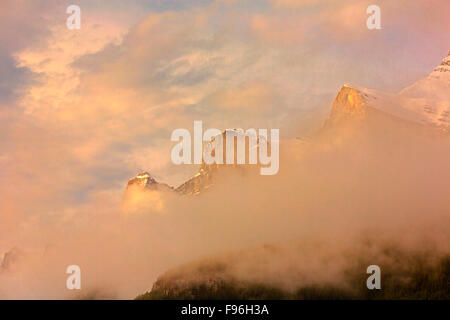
[1,113,449,299]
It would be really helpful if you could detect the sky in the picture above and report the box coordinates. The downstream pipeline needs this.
[0,0,449,253]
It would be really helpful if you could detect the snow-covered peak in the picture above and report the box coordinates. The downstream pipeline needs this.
[396,51,450,129]
[430,50,450,77]
[326,84,430,127]
[400,51,450,101]
[125,171,174,196]
[136,172,152,179]
[330,84,449,130]
[327,51,450,131]
[127,172,157,189]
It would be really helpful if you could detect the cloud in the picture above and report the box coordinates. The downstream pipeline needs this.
[269,0,321,9]
[1,0,448,231]
[0,1,54,104]
[0,0,449,298]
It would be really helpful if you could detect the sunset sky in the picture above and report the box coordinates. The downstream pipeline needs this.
[0,0,449,253]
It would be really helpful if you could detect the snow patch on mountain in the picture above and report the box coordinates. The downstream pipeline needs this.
[126,172,173,192]
[328,51,450,130]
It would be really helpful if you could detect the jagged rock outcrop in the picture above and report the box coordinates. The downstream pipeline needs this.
[323,85,426,129]
[123,172,174,209]
[325,51,450,131]
[127,129,263,197]
[128,51,450,198]
[125,167,215,198]
[126,172,173,192]
[175,164,216,196]
[323,85,368,128]
[431,50,450,76]
[175,129,260,195]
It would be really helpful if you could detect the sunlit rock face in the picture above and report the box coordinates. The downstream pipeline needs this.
[398,51,450,130]
[124,164,216,198]
[324,51,450,132]
[127,172,157,189]
[122,172,173,213]
[175,129,261,196]
[126,172,173,192]
[127,51,450,198]
[125,130,264,197]
[175,164,216,196]
[125,165,215,199]
[324,85,368,127]
[321,85,407,138]
[432,51,450,76]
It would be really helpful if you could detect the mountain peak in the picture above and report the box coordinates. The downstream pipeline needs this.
[126,129,265,197]
[325,51,450,131]
[127,172,158,189]
[323,85,368,127]
[431,51,450,76]
[125,172,174,202]
[136,172,152,179]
